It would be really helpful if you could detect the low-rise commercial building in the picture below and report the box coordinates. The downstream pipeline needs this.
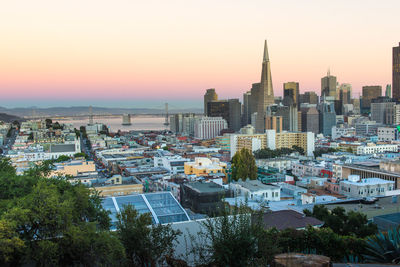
[356,143,398,155]
[230,179,280,202]
[184,157,227,177]
[339,175,395,198]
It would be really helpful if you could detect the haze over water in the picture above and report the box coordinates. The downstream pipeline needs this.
[54,115,166,132]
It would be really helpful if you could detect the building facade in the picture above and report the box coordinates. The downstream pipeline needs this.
[321,70,337,99]
[393,43,400,101]
[204,88,218,115]
[194,117,228,140]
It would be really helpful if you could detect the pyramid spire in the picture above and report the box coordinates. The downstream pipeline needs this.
[263,40,269,62]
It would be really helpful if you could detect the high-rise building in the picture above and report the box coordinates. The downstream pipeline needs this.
[352,98,361,114]
[301,106,319,135]
[242,91,251,126]
[204,88,218,115]
[338,83,352,104]
[170,113,200,136]
[275,105,298,132]
[207,99,242,132]
[386,84,392,98]
[299,91,318,105]
[265,130,315,157]
[265,115,283,133]
[393,43,400,100]
[283,82,299,106]
[255,40,275,133]
[361,86,382,113]
[207,100,229,123]
[371,97,397,125]
[321,70,337,100]
[228,99,242,132]
[319,102,336,136]
[194,117,228,140]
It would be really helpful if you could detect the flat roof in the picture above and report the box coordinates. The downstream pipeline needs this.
[237,180,279,192]
[342,178,394,185]
[326,196,400,219]
[185,181,226,193]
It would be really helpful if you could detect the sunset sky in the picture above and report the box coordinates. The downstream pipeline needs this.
[0,0,399,108]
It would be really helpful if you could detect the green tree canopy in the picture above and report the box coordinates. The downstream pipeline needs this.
[116,204,181,267]
[0,159,120,266]
[304,205,377,238]
[231,148,257,181]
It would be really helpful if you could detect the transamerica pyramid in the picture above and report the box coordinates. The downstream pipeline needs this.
[255,40,275,133]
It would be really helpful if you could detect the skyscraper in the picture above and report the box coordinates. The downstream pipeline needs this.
[319,102,336,136]
[299,91,318,105]
[321,70,337,100]
[242,91,251,126]
[204,88,218,115]
[338,83,352,104]
[207,99,242,132]
[283,82,299,106]
[393,43,400,100]
[255,40,275,133]
[386,84,392,98]
[301,106,319,135]
[361,85,382,113]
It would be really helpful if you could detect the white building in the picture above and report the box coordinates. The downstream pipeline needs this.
[339,175,396,198]
[356,144,398,155]
[194,117,228,140]
[378,127,399,142]
[256,157,298,172]
[291,161,325,177]
[154,154,190,175]
[331,126,356,140]
[230,179,280,202]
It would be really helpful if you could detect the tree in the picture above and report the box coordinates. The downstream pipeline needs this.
[188,205,274,266]
[292,145,305,155]
[116,204,181,267]
[231,148,257,181]
[304,205,377,238]
[0,219,25,265]
[54,155,70,163]
[0,159,116,266]
[45,119,52,129]
[74,152,88,159]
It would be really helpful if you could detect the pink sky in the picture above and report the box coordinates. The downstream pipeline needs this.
[0,0,399,107]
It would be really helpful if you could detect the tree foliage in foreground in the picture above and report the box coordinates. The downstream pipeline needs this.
[116,204,181,267]
[363,227,400,264]
[0,158,122,266]
[304,205,378,238]
[231,148,258,181]
[188,205,278,266]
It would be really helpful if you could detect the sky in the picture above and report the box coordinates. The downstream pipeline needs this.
[0,0,399,108]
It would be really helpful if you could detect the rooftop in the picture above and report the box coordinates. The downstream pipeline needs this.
[258,210,323,230]
[184,181,226,194]
[236,179,279,192]
[102,192,190,227]
[326,196,400,219]
[342,178,394,185]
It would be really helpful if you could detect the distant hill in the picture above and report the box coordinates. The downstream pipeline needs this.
[0,113,24,123]
[0,106,203,118]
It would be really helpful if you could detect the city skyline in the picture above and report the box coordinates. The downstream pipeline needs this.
[1,0,399,108]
